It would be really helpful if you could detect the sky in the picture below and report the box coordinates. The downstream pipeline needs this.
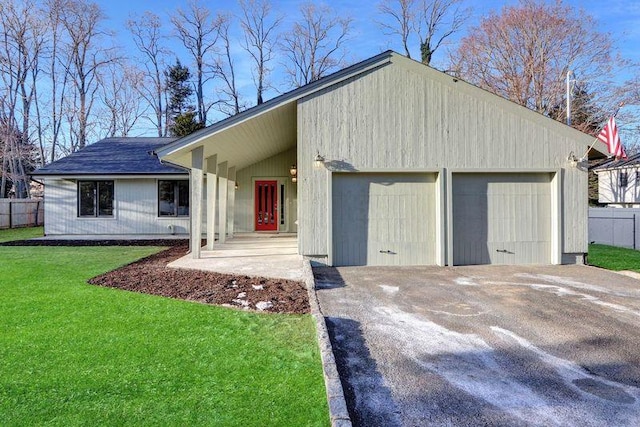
[93,0,640,134]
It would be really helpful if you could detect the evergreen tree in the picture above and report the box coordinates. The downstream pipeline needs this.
[165,60,204,137]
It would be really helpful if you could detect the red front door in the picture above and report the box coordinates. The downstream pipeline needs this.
[255,180,278,231]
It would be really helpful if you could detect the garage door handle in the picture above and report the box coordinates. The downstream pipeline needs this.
[496,249,514,254]
[380,250,397,255]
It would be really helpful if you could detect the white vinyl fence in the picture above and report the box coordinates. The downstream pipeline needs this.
[0,199,44,229]
[589,208,640,249]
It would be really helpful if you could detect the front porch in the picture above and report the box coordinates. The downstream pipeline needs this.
[170,233,303,281]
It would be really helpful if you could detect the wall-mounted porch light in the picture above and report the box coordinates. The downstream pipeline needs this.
[567,151,588,171]
[235,182,239,190]
[289,164,297,183]
[314,153,325,169]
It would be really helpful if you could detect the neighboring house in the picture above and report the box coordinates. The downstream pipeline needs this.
[32,137,191,236]
[156,50,600,266]
[592,154,640,208]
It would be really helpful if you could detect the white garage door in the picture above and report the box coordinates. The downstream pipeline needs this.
[332,173,437,266]
[452,173,552,265]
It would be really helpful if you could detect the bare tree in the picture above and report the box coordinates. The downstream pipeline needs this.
[281,3,352,88]
[127,11,170,137]
[449,0,628,126]
[98,63,147,137]
[59,0,118,151]
[214,16,244,116]
[0,0,45,197]
[42,0,72,163]
[171,0,225,126]
[378,0,469,65]
[378,0,414,58]
[239,0,282,105]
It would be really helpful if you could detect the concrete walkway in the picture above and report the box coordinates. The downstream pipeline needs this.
[169,234,304,281]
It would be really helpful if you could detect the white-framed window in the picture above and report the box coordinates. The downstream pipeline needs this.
[158,180,189,217]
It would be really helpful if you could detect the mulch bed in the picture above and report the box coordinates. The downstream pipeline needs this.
[0,239,189,247]
[88,245,310,314]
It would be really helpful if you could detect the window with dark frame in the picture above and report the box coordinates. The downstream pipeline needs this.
[78,180,114,217]
[619,172,629,188]
[158,180,189,217]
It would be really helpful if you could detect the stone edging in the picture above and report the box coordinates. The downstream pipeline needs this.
[302,260,352,427]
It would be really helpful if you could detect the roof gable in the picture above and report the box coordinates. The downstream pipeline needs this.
[157,50,601,167]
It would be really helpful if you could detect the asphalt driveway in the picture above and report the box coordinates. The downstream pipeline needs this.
[314,264,640,426]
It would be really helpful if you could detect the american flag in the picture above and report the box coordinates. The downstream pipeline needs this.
[597,116,627,159]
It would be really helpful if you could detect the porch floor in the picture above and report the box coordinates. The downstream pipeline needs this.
[168,234,303,281]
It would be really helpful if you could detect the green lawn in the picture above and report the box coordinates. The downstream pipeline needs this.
[589,243,640,272]
[0,225,43,242]
[0,240,328,426]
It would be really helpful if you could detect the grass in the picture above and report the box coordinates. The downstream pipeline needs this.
[589,243,640,272]
[0,235,329,426]
[0,225,43,242]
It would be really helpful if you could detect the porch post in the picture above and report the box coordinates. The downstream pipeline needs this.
[218,161,228,244]
[227,166,236,238]
[205,154,218,250]
[190,146,204,259]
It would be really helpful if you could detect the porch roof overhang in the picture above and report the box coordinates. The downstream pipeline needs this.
[155,51,396,170]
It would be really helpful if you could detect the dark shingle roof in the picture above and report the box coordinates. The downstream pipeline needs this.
[32,137,187,176]
[591,153,640,171]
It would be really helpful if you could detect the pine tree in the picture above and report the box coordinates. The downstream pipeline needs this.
[165,60,204,137]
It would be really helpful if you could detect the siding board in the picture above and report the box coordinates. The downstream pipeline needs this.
[234,148,297,233]
[298,56,590,260]
[43,178,190,235]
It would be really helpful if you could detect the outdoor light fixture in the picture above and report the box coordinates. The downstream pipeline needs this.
[289,164,297,183]
[314,153,325,169]
[567,151,588,171]
[567,151,579,168]
[235,182,239,190]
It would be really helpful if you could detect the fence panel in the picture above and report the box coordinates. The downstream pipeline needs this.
[589,207,640,249]
[0,199,44,229]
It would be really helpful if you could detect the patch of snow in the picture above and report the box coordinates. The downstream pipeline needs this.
[237,292,247,299]
[515,273,637,297]
[371,305,640,426]
[454,277,478,286]
[487,277,640,318]
[256,301,273,311]
[491,327,640,404]
[252,284,264,290]
[379,285,399,294]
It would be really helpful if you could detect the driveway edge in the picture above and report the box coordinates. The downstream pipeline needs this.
[302,260,352,427]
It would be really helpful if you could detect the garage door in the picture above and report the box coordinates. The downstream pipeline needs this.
[452,173,552,265]
[332,173,437,266]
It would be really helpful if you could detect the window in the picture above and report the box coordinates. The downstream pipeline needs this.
[619,172,628,188]
[78,181,114,217]
[158,180,189,216]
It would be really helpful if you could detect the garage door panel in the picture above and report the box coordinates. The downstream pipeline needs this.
[453,173,552,265]
[332,173,437,266]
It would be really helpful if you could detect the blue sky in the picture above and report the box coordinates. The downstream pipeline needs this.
[95,0,640,131]
[98,0,640,63]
